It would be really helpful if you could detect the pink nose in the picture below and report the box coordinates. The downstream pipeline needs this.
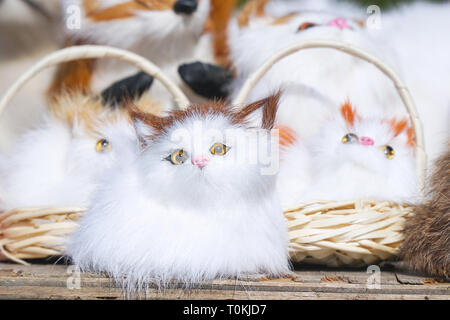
[327,18,351,30]
[359,136,375,146]
[191,155,209,168]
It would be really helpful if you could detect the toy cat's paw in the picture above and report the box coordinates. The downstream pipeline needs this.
[178,62,233,100]
[101,71,154,107]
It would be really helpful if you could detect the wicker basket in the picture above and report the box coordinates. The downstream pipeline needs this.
[233,40,427,267]
[0,45,189,265]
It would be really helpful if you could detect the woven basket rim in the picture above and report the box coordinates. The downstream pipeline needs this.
[0,45,191,117]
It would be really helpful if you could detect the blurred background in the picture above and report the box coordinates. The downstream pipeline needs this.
[0,0,447,151]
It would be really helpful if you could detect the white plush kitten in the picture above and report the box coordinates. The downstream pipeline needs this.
[67,93,290,290]
[230,0,450,165]
[0,92,159,211]
[277,102,419,208]
[229,0,404,139]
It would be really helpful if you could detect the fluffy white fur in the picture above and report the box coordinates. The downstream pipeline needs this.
[229,0,450,164]
[61,0,214,105]
[368,1,450,164]
[277,109,419,209]
[229,0,403,139]
[0,105,138,210]
[67,101,290,290]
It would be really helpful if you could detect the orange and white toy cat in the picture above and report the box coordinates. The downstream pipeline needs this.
[52,0,237,105]
[277,102,419,209]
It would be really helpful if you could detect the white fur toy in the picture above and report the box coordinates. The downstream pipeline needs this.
[229,0,450,166]
[277,102,419,208]
[67,93,290,289]
[229,0,404,139]
[0,92,157,211]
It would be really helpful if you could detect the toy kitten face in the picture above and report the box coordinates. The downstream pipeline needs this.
[49,94,140,179]
[311,103,415,173]
[130,94,280,202]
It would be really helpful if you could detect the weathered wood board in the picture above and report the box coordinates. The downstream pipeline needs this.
[0,263,448,300]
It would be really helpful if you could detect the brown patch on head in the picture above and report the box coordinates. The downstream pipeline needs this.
[49,94,116,136]
[130,92,281,140]
[340,100,358,128]
[129,101,174,138]
[238,0,270,27]
[49,92,163,137]
[399,145,450,280]
[83,0,177,22]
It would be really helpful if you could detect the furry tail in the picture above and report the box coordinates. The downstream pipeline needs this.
[399,145,450,279]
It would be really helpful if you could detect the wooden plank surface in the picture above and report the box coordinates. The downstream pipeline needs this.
[0,263,448,300]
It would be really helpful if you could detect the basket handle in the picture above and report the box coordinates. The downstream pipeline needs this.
[0,45,191,116]
[233,40,427,192]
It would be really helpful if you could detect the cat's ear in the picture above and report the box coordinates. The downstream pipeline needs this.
[388,118,416,148]
[127,103,170,143]
[389,119,408,137]
[233,91,281,129]
[340,100,360,128]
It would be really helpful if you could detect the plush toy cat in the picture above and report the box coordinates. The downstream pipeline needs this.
[399,145,449,280]
[277,102,418,209]
[228,0,450,165]
[66,92,290,290]
[52,0,237,104]
[0,75,160,211]
[228,0,403,138]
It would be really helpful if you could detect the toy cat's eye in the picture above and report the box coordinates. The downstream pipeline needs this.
[210,143,229,156]
[298,22,317,32]
[380,145,395,159]
[96,139,111,153]
[342,133,358,144]
[167,149,188,165]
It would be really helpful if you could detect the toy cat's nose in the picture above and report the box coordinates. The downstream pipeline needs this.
[192,155,209,168]
[174,0,198,15]
[359,136,375,146]
[327,18,351,30]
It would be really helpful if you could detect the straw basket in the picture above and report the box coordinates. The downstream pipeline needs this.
[0,45,189,265]
[234,40,427,267]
